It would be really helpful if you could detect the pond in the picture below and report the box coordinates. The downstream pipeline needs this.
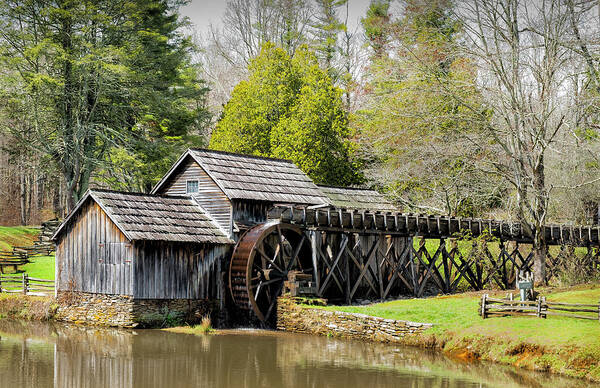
[0,319,594,388]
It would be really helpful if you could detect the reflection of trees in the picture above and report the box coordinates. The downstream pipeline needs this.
[132,331,286,387]
[0,320,55,387]
[0,321,591,388]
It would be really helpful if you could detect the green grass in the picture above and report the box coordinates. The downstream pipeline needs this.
[21,256,55,280]
[0,226,39,251]
[318,285,600,345]
[314,285,600,380]
[0,226,55,280]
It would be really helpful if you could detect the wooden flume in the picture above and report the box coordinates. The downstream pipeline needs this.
[229,205,600,322]
[269,205,600,246]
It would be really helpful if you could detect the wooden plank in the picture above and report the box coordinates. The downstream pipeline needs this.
[485,311,539,317]
[486,298,539,305]
[546,306,599,313]
[318,234,348,296]
[486,306,538,312]
[544,311,598,320]
[310,231,320,294]
[350,238,380,299]
[316,237,345,295]
[544,301,599,307]
[347,239,378,296]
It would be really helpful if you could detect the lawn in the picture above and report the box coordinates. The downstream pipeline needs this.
[0,226,55,280]
[315,284,600,380]
[319,285,600,346]
[0,226,39,251]
[21,256,55,280]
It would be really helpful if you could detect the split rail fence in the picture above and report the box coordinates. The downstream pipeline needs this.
[0,250,29,273]
[0,220,59,274]
[0,274,55,296]
[480,294,600,321]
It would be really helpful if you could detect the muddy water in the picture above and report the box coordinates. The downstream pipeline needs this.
[0,320,594,388]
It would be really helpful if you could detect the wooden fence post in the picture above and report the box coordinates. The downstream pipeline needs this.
[0,275,2,293]
[536,296,541,318]
[542,296,547,319]
[22,273,28,295]
[480,294,487,318]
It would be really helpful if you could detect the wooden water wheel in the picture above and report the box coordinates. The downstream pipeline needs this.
[229,221,312,322]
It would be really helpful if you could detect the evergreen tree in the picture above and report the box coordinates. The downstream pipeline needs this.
[99,0,210,193]
[361,0,392,59]
[210,43,360,185]
[0,0,208,208]
[310,0,347,78]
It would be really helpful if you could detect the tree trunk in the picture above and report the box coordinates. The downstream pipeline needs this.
[19,166,29,225]
[60,8,77,213]
[532,231,547,286]
[531,143,547,285]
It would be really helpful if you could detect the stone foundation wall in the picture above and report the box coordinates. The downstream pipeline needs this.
[55,292,216,328]
[277,297,433,343]
[132,298,216,327]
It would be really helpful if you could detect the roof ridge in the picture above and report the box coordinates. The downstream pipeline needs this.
[317,184,380,192]
[90,188,193,200]
[190,148,295,164]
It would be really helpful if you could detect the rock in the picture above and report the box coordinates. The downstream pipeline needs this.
[276,296,433,345]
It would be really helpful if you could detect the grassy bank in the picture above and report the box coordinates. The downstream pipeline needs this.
[0,294,56,321]
[0,225,55,280]
[315,284,600,381]
[0,226,39,251]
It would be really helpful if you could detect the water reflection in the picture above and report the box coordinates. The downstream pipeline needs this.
[0,319,594,388]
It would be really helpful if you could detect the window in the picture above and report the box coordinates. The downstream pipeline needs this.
[186,180,199,194]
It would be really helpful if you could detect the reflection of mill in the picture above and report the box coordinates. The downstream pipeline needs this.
[0,320,590,388]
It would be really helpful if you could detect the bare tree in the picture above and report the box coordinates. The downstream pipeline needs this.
[456,0,578,284]
[208,0,313,67]
[339,1,370,111]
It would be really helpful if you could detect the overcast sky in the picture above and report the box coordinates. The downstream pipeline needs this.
[180,0,374,38]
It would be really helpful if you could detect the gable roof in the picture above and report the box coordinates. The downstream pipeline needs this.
[317,185,398,212]
[53,190,234,245]
[151,149,329,205]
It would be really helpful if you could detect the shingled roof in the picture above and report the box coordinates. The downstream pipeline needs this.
[153,149,329,205]
[317,185,398,212]
[53,190,233,244]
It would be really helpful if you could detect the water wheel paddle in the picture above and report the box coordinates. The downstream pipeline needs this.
[229,221,312,322]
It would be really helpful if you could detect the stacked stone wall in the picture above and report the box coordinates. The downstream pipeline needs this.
[277,297,433,342]
[55,292,216,328]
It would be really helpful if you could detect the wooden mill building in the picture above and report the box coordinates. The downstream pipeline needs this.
[52,149,346,327]
[150,148,329,232]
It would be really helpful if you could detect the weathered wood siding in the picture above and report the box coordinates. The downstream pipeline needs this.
[133,242,230,300]
[232,200,272,226]
[158,157,232,235]
[56,201,133,295]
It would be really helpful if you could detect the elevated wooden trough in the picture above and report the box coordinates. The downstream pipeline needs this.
[268,205,600,246]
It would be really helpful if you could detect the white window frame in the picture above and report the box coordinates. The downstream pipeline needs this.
[186,179,199,194]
